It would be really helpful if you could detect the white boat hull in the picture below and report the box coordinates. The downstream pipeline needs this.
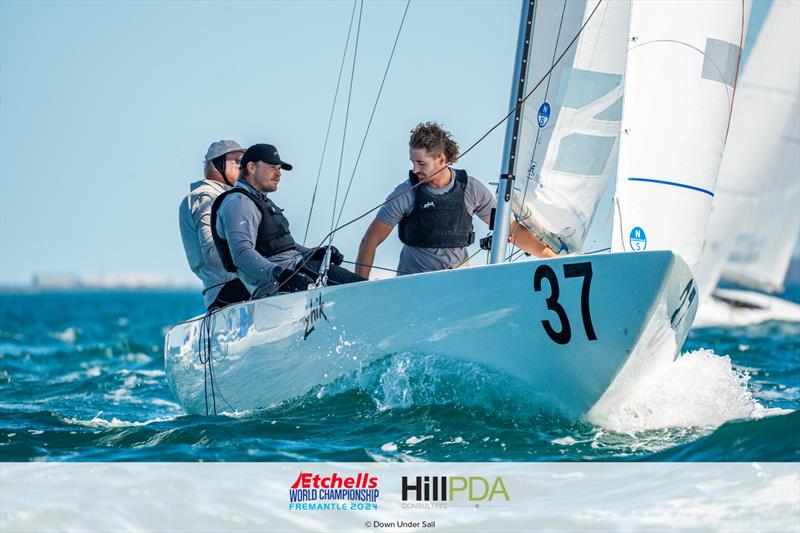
[165,251,696,417]
[693,288,800,328]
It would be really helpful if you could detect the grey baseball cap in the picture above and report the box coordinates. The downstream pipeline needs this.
[204,140,244,163]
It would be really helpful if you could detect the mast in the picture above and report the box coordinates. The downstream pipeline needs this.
[490,0,535,264]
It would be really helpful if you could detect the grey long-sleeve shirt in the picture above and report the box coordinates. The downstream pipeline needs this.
[178,179,238,307]
[214,179,310,297]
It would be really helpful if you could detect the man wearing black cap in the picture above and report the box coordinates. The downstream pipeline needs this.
[211,143,363,301]
[179,140,250,310]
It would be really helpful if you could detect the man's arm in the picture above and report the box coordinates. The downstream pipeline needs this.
[475,211,555,258]
[355,219,394,279]
[508,220,557,258]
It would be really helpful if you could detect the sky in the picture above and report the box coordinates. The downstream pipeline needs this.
[0,0,526,285]
[0,0,793,286]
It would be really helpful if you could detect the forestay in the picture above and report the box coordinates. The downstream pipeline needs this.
[511,0,630,254]
[697,0,800,295]
[611,0,751,272]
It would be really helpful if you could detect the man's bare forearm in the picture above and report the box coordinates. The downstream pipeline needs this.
[355,240,376,278]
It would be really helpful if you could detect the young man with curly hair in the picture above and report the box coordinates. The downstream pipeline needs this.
[355,122,554,278]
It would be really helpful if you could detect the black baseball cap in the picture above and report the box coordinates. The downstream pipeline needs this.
[240,143,293,171]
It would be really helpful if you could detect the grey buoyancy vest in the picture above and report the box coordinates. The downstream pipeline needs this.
[398,169,475,248]
[210,188,296,273]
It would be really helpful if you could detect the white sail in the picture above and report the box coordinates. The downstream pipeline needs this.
[511,0,630,253]
[611,0,751,273]
[697,0,800,296]
[722,104,800,292]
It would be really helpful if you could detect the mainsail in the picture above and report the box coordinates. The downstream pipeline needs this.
[611,0,751,272]
[511,0,630,254]
[698,0,800,295]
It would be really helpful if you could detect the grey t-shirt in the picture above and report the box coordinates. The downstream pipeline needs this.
[215,180,309,297]
[376,169,496,274]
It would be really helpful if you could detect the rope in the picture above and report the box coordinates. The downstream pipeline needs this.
[341,259,399,274]
[508,244,611,262]
[725,0,746,141]
[335,0,411,229]
[303,0,359,245]
[197,312,217,416]
[454,247,484,269]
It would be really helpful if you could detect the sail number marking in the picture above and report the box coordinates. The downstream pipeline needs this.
[533,262,597,345]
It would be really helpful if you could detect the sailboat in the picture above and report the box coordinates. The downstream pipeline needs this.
[165,0,748,417]
[693,0,800,328]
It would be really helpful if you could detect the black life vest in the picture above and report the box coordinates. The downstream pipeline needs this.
[398,169,475,248]
[210,187,297,273]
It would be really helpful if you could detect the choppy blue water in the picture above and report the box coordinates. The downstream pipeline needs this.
[1,288,798,462]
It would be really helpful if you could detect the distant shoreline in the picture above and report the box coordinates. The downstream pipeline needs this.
[0,286,200,294]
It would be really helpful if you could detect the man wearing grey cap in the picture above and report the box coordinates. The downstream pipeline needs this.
[179,140,250,310]
[211,143,364,301]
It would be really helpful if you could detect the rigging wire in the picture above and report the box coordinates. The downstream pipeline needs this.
[302,0,360,245]
[334,0,411,230]
[314,0,604,251]
[267,0,605,296]
[330,0,365,245]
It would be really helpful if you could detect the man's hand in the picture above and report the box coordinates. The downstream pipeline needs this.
[309,246,344,266]
[274,267,313,293]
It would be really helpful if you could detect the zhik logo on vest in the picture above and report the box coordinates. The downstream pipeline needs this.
[422,201,435,209]
[288,472,380,511]
[400,475,509,510]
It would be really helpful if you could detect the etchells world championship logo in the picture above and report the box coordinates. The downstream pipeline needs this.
[289,472,379,511]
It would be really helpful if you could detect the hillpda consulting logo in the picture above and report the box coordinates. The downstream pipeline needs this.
[401,474,510,510]
[288,472,379,511]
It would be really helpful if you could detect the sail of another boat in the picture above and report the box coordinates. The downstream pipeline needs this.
[698,0,800,297]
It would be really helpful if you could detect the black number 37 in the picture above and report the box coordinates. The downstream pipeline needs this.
[533,262,597,345]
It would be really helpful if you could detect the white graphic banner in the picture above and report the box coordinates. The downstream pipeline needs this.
[2,462,798,531]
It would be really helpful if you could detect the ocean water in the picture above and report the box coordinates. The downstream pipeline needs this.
[1,288,798,462]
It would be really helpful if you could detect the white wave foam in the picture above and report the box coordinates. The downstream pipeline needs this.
[52,328,78,344]
[404,435,433,446]
[63,414,178,428]
[587,349,774,433]
[323,351,549,417]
